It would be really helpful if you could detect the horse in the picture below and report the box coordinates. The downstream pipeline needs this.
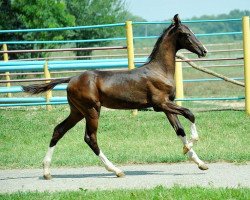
[22,14,208,180]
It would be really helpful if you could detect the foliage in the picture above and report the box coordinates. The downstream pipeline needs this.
[124,12,148,37]
[12,0,75,59]
[1,2,249,60]
[0,0,20,31]
[65,0,127,57]
[0,0,128,59]
[0,0,75,59]
[0,0,31,60]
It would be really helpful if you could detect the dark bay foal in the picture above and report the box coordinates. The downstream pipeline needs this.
[23,14,208,180]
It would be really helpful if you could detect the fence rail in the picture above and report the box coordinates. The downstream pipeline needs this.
[0,17,249,115]
[0,46,127,54]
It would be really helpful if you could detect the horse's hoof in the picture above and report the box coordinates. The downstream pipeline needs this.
[43,174,52,180]
[183,145,191,154]
[198,164,209,170]
[116,172,125,178]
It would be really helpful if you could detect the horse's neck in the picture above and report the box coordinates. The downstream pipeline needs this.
[144,32,178,81]
[147,49,176,79]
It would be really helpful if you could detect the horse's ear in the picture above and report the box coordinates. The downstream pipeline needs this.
[173,14,181,26]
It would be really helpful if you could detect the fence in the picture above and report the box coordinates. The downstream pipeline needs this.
[0,17,249,115]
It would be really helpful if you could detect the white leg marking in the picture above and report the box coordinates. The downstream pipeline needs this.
[43,146,55,178]
[187,148,204,166]
[179,136,207,169]
[189,123,199,148]
[190,123,198,141]
[178,136,188,145]
[179,136,193,154]
[99,150,124,177]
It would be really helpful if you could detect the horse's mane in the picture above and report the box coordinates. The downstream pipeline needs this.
[147,24,175,63]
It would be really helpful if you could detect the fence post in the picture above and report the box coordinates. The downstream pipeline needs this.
[3,44,12,97]
[126,21,135,70]
[126,21,137,116]
[175,59,184,106]
[44,61,52,111]
[242,16,250,116]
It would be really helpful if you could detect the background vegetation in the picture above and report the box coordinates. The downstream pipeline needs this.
[0,0,127,59]
[0,0,249,59]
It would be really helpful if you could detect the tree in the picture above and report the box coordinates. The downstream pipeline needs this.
[0,0,75,59]
[65,0,127,57]
[0,0,27,60]
[13,0,75,58]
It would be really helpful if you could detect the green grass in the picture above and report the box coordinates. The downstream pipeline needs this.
[0,106,249,169]
[0,186,249,200]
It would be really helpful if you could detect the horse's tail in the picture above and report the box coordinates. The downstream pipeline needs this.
[22,77,72,94]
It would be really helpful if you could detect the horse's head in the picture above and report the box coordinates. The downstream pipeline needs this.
[172,14,207,58]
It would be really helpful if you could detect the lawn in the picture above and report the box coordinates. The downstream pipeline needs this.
[0,105,249,169]
[0,186,249,200]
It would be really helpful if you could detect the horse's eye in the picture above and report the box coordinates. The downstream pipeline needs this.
[187,33,191,37]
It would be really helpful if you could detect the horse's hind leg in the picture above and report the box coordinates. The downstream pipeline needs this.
[43,108,84,180]
[84,108,124,177]
[166,113,208,170]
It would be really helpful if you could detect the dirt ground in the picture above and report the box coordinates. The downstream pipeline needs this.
[1,162,249,193]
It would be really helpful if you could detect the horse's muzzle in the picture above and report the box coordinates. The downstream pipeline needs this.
[198,49,207,58]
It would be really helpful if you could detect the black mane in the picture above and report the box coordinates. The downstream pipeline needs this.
[147,24,175,63]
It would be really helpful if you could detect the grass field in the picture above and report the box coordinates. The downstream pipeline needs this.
[1,186,249,200]
[0,105,249,169]
[0,38,249,198]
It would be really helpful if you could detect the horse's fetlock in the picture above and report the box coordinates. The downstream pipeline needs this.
[183,144,192,154]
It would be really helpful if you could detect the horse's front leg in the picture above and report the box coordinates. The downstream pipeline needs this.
[165,113,208,170]
[158,100,199,143]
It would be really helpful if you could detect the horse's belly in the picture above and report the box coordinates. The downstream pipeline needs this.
[101,92,150,109]
[102,101,150,109]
